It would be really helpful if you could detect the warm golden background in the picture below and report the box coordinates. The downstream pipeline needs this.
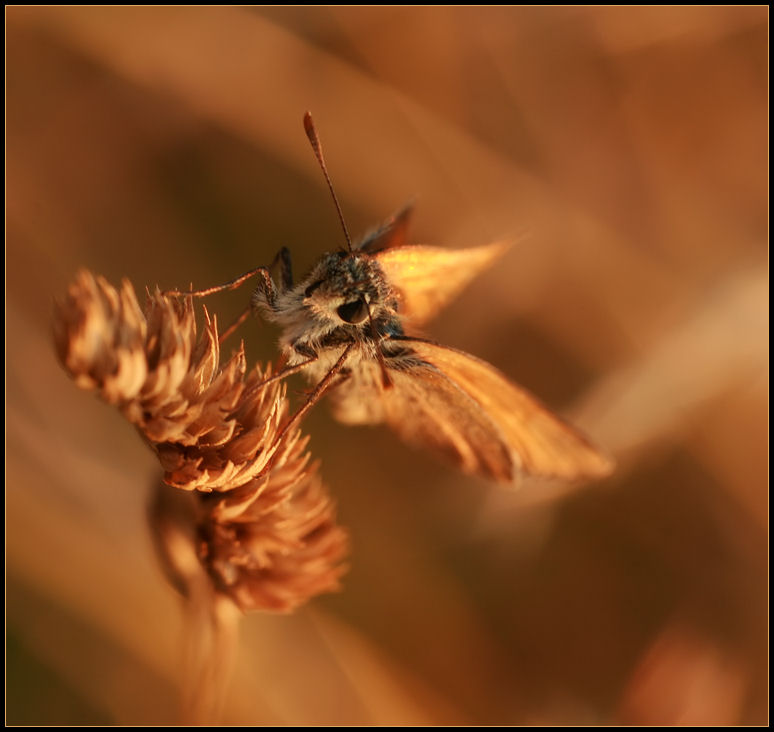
[6,6,767,725]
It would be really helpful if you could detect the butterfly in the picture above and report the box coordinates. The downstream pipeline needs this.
[168,113,613,484]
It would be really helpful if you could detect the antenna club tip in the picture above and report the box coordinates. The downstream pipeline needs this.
[303,111,315,137]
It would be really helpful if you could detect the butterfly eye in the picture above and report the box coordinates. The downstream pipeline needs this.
[337,299,369,324]
[304,281,323,298]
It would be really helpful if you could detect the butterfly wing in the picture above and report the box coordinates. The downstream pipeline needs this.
[356,204,508,326]
[357,205,413,254]
[399,339,614,480]
[329,351,515,481]
[328,338,613,483]
[375,241,510,327]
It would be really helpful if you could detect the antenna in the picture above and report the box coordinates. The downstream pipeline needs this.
[303,111,353,253]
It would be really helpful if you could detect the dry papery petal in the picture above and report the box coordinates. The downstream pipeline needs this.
[54,270,349,614]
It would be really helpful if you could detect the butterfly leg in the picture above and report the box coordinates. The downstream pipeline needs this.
[163,250,291,343]
[163,265,277,302]
[267,343,354,453]
[243,355,320,399]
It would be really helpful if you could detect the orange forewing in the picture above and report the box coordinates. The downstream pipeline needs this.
[327,336,612,483]
[375,241,510,326]
[400,339,614,481]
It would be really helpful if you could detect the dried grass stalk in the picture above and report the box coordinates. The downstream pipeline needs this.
[53,270,349,614]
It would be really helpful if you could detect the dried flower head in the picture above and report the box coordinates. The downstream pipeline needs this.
[53,270,349,613]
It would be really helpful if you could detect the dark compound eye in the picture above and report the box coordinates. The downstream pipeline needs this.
[337,299,369,324]
[304,280,323,298]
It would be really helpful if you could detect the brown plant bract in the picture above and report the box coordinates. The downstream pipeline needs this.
[53,270,349,614]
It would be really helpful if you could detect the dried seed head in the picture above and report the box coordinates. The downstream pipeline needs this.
[53,270,348,613]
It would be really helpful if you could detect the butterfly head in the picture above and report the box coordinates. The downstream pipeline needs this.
[302,251,390,326]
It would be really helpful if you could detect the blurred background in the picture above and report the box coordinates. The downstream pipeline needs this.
[6,6,767,725]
